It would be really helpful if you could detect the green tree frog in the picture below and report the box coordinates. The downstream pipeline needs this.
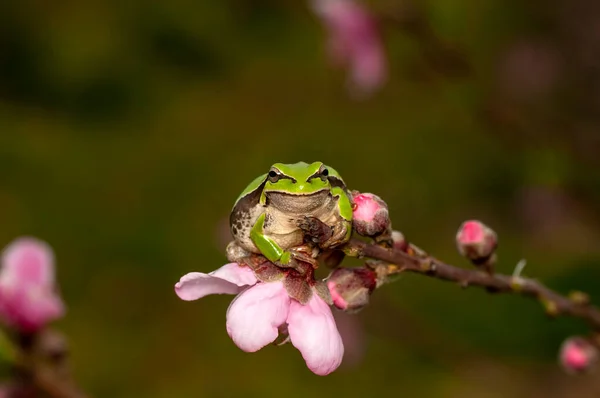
[227,161,353,266]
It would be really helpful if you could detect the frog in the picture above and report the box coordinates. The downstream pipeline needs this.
[227,161,353,267]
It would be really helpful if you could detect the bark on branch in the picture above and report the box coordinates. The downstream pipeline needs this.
[343,238,600,331]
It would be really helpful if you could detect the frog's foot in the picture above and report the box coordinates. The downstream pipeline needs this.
[298,216,350,250]
[228,240,317,276]
[297,216,334,247]
[271,247,317,275]
[225,241,267,270]
[291,246,319,268]
[225,240,253,263]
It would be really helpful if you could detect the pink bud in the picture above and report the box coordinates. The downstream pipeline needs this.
[352,192,391,237]
[559,336,598,374]
[327,267,377,312]
[0,237,65,333]
[391,230,408,252]
[456,220,497,263]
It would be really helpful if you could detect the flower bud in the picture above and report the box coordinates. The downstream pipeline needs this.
[352,192,391,237]
[456,220,497,263]
[391,230,408,252]
[559,336,598,374]
[326,267,377,312]
[0,237,65,333]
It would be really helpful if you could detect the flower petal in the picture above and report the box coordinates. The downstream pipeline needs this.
[175,263,257,301]
[288,294,344,376]
[0,285,65,332]
[209,262,258,286]
[226,281,290,352]
[311,0,387,97]
[1,237,55,286]
[349,41,387,97]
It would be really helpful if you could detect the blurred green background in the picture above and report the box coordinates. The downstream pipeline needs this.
[1,0,600,397]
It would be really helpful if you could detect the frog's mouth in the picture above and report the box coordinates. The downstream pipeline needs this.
[266,189,330,213]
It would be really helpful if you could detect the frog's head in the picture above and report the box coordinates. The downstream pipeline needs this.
[260,161,345,211]
[264,161,343,195]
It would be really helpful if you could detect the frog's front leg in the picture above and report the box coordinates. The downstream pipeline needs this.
[297,216,334,246]
[318,187,353,249]
[326,217,352,248]
[331,186,353,245]
[298,215,350,249]
[250,213,292,265]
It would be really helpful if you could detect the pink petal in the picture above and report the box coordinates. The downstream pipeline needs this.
[210,263,258,286]
[352,193,381,222]
[349,44,387,97]
[1,237,55,286]
[457,220,485,244]
[287,294,344,376]
[312,0,387,97]
[0,285,65,332]
[174,263,257,301]
[226,281,290,352]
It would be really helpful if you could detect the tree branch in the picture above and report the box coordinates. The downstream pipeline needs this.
[13,329,89,398]
[344,238,600,331]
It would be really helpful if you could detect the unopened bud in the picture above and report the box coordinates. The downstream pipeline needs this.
[352,192,391,237]
[0,237,65,333]
[326,267,377,312]
[559,336,598,374]
[391,230,409,252]
[456,220,497,264]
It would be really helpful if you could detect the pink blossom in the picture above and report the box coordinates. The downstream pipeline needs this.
[457,220,485,244]
[0,237,65,333]
[311,0,388,98]
[559,336,598,374]
[353,194,380,223]
[175,263,344,375]
[351,192,390,237]
[327,267,376,312]
[455,220,498,262]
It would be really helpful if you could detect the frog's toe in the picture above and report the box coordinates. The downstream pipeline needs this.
[297,217,333,246]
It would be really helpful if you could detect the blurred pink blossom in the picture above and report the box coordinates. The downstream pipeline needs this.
[455,220,497,261]
[175,263,344,375]
[559,336,598,374]
[0,237,65,333]
[311,0,388,98]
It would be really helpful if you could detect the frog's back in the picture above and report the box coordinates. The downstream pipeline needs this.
[229,174,266,253]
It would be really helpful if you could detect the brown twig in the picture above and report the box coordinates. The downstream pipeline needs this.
[13,329,89,398]
[343,238,600,331]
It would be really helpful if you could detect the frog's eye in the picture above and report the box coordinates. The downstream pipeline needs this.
[309,167,329,182]
[268,170,280,183]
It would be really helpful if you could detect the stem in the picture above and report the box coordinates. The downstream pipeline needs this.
[344,238,600,331]
[15,329,89,398]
